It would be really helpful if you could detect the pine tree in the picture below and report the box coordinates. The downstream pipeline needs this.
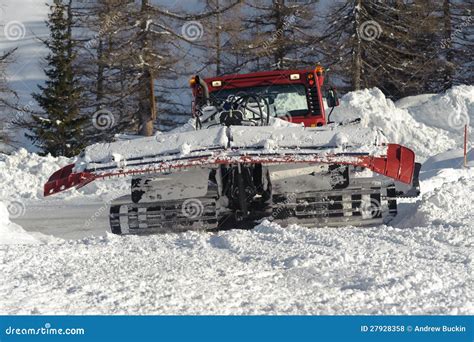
[321,0,446,99]
[440,0,474,89]
[72,0,141,141]
[75,0,243,134]
[0,49,17,151]
[199,0,246,76]
[26,0,86,157]
[239,0,319,71]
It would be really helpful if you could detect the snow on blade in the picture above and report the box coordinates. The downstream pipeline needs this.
[230,124,387,153]
[76,123,388,176]
[78,126,228,168]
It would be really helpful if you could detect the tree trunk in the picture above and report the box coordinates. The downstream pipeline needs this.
[138,68,156,136]
[215,0,221,76]
[352,0,362,90]
[443,0,453,90]
[138,0,156,136]
[96,38,104,109]
[274,0,285,68]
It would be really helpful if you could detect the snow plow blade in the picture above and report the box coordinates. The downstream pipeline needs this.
[43,125,418,234]
[44,144,415,197]
[44,164,95,196]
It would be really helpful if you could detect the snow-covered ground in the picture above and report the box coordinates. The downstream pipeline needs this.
[0,87,472,314]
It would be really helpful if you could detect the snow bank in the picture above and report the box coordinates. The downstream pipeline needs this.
[0,148,129,202]
[0,202,54,245]
[332,86,473,161]
[0,149,70,200]
[397,169,474,228]
[421,148,474,174]
[395,149,474,229]
[396,86,473,134]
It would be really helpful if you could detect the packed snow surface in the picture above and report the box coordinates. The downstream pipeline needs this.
[0,87,473,314]
[1,220,471,315]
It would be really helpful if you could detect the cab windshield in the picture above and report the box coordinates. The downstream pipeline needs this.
[210,84,310,118]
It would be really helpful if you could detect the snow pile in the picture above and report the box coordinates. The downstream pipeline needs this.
[397,86,473,134]
[0,148,70,200]
[395,149,474,228]
[332,86,473,161]
[230,125,386,152]
[0,148,129,202]
[0,202,54,245]
[422,147,474,169]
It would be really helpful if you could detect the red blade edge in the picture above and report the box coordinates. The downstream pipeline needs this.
[43,164,95,197]
[43,144,415,197]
